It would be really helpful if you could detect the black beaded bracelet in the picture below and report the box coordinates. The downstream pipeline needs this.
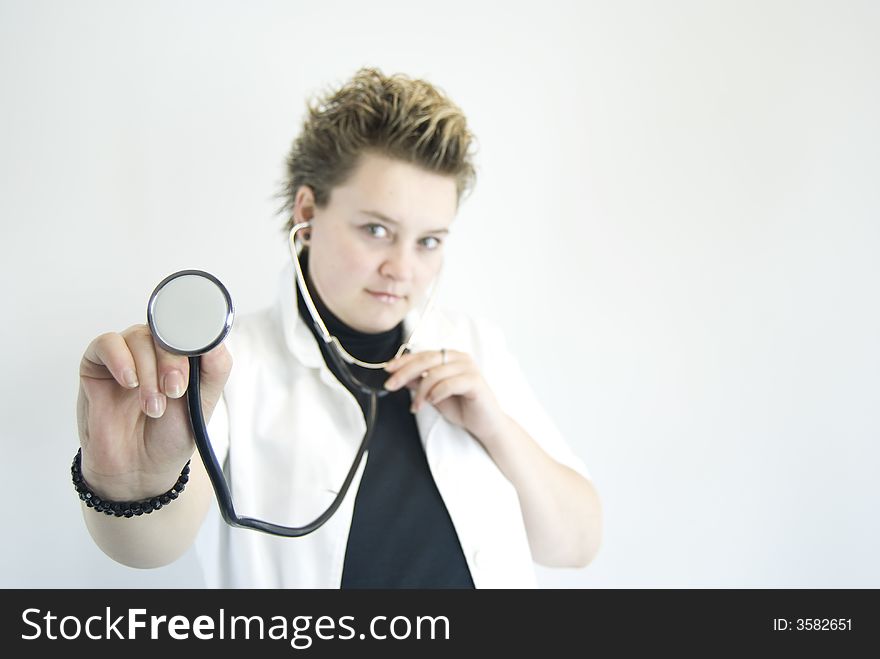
[71,448,191,518]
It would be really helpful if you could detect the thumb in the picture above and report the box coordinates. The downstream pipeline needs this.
[193,343,234,420]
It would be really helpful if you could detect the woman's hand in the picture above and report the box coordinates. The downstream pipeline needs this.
[383,349,508,445]
[77,324,233,501]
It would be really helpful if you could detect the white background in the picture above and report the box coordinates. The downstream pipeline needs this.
[1,0,877,588]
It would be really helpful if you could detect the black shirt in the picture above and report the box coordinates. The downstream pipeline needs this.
[296,249,474,588]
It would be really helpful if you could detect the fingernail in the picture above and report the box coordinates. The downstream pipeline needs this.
[164,371,183,398]
[384,378,396,391]
[146,394,165,418]
[123,368,139,388]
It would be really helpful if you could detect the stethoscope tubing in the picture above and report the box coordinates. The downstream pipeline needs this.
[186,355,380,537]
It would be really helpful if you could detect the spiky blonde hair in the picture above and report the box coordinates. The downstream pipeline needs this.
[279,67,476,234]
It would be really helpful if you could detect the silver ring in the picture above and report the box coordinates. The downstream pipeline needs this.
[440,347,447,365]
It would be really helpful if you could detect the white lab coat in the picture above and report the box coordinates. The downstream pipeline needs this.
[194,264,591,588]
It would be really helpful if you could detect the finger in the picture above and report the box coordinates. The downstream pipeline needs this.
[197,342,234,410]
[383,352,419,373]
[424,374,479,407]
[409,363,468,411]
[152,335,191,400]
[386,358,435,390]
[385,348,450,373]
[81,332,140,389]
[121,325,166,419]
[385,350,450,390]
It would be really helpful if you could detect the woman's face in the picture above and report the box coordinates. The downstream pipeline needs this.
[295,152,458,333]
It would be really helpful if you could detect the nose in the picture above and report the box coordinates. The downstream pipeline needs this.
[378,244,416,283]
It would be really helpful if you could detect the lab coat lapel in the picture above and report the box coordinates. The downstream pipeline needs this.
[403,305,446,450]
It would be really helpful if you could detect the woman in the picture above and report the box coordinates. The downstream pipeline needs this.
[76,67,602,588]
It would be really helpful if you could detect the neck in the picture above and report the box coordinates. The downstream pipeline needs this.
[296,248,402,363]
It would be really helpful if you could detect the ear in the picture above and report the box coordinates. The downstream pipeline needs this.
[292,185,316,242]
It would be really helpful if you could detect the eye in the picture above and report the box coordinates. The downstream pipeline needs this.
[420,236,442,250]
[363,223,389,239]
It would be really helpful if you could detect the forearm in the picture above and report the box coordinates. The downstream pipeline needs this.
[479,415,603,568]
[81,457,212,569]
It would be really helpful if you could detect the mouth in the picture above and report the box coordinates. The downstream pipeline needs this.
[366,289,405,304]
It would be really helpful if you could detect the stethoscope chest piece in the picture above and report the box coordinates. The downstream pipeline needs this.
[147,270,234,356]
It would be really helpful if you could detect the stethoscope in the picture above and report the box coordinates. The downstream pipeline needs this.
[146,221,439,537]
